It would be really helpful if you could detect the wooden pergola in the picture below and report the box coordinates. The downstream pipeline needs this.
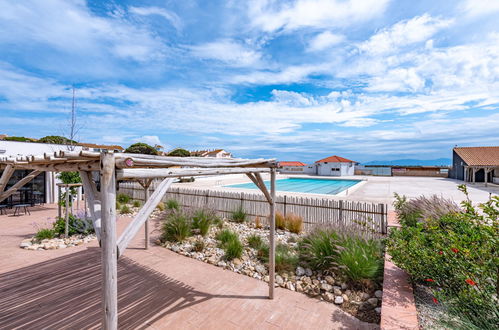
[0,151,278,330]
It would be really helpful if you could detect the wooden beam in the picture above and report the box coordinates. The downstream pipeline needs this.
[268,168,276,299]
[115,155,275,169]
[117,178,174,257]
[117,167,271,180]
[255,172,273,205]
[65,186,70,238]
[80,171,102,240]
[100,152,117,330]
[0,170,41,203]
[144,183,150,250]
[0,164,15,194]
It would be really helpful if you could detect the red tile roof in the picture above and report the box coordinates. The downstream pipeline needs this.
[278,161,306,167]
[315,155,356,163]
[454,146,499,166]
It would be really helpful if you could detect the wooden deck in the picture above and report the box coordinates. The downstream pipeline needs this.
[0,205,377,329]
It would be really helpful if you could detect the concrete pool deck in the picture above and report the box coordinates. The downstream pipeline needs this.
[175,174,499,209]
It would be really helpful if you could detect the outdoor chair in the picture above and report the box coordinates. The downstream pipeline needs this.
[13,204,31,216]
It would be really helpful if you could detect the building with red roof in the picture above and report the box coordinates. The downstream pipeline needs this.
[302,155,358,176]
[277,161,306,173]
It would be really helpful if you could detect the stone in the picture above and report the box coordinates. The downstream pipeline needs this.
[333,286,342,296]
[325,276,335,285]
[275,275,284,286]
[375,307,382,315]
[255,264,267,275]
[305,268,313,276]
[359,302,374,311]
[296,283,304,293]
[171,245,180,252]
[320,283,333,292]
[334,296,344,305]
[264,275,269,282]
[342,294,349,303]
[302,276,312,285]
[367,297,379,307]
[308,287,321,297]
[286,281,295,291]
[312,279,320,286]
[322,292,335,302]
[57,244,67,249]
[20,240,32,248]
[208,256,218,264]
[345,290,352,296]
[341,283,348,290]
[374,290,383,299]
[361,292,371,301]
[217,261,227,267]
[232,258,242,267]
[295,266,306,276]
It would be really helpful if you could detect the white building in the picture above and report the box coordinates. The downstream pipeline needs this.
[278,161,306,173]
[191,149,232,158]
[304,155,357,176]
[0,139,122,205]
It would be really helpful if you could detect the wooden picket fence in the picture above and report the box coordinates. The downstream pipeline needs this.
[119,182,388,236]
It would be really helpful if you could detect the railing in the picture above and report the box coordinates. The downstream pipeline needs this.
[119,182,388,235]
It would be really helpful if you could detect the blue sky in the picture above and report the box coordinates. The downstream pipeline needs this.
[0,0,498,163]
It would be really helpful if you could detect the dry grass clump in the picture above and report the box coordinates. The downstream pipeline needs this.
[274,212,303,233]
[255,216,263,229]
[285,213,303,234]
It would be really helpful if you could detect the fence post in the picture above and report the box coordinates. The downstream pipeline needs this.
[205,190,209,206]
[339,200,343,221]
[380,203,387,234]
[240,192,244,208]
[283,195,287,216]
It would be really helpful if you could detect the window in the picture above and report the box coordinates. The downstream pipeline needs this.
[331,168,340,171]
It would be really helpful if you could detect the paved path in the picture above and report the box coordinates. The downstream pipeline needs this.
[0,205,377,329]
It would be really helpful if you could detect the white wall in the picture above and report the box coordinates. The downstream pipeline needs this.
[279,166,305,173]
[304,165,317,174]
[1,140,84,204]
[316,162,355,176]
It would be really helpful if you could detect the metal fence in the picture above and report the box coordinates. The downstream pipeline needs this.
[119,182,388,235]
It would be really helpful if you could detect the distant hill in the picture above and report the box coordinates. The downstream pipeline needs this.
[363,158,452,166]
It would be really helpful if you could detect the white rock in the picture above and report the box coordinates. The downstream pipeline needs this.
[255,264,267,275]
[322,292,335,302]
[20,241,32,248]
[286,281,295,291]
[57,244,67,249]
[305,268,313,276]
[367,297,378,307]
[295,266,305,276]
[320,283,333,291]
[375,307,382,314]
[334,296,344,305]
[374,290,383,299]
[325,276,335,285]
[332,286,342,296]
[340,283,348,290]
[275,275,284,286]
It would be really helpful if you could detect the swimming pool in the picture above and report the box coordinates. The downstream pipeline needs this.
[225,177,361,195]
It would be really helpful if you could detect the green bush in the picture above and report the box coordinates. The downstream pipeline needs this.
[387,185,498,329]
[124,142,158,155]
[338,235,383,282]
[168,148,191,157]
[192,209,217,236]
[161,211,191,242]
[132,200,141,208]
[120,204,131,214]
[117,193,131,204]
[35,228,55,241]
[298,228,341,272]
[52,214,94,237]
[38,135,76,144]
[247,234,263,249]
[258,243,298,273]
[116,201,122,210]
[224,236,243,260]
[166,199,180,210]
[231,206,247,223]
[215,229,238,247]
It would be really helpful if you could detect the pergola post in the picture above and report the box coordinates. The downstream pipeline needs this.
[100,152,118,330]
[144,180,150,250]
[64,185,70,238]
[269,168,276,299]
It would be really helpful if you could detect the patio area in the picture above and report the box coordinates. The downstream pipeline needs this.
[0,204,377,329]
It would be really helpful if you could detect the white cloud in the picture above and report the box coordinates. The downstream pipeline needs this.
[188,39,262,67]
[358,14,452,55]
[133,135,163,147]
[248,0,390,32]
[0,0,167,62]
[460,0,499,18]
[129,6,183,31]
[308,31,345,52]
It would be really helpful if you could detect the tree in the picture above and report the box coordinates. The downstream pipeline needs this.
[38,135,77,145]
[168,148,191,157]
[125,143,158,155]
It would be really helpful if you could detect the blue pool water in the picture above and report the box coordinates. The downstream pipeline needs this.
[225,178,361,195]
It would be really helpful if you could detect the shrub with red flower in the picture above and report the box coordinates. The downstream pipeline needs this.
[425,278,435,282]
[465,278,476,286]
[432,297,438,304]
[451,248,459,253]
